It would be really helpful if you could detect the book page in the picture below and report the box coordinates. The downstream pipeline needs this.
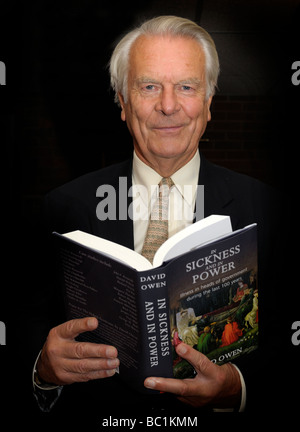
[152,215,232,268]
[63,230,152,271]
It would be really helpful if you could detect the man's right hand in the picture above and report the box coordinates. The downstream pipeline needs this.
[36,317,119,386]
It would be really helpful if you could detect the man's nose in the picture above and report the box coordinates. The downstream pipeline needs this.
[155,87,180,116]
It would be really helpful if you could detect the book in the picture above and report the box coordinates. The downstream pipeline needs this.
[54,215,258,392]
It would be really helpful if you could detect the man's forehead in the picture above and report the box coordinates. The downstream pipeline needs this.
[129,35,206,78]
[130,34,204,56]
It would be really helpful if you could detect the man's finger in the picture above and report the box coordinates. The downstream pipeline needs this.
[63,340,118,360]
[63,356,120,376]
[144,375,195,396]
[56,317,99,340]
[175,343,216,375]
[51,356,119,385]
[61,365,118,384]
[144,343,221,396]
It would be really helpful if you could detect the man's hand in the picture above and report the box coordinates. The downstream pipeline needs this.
[37,317,119,386]
[144,342,241,409]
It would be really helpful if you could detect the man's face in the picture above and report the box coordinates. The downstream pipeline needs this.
[119,35,213,175]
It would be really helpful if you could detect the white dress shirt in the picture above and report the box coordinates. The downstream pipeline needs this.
[132,150,200,254]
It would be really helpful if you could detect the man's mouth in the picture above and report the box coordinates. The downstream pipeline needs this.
[152,125,184,133]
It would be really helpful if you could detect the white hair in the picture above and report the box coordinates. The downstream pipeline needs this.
[109,15,220,105]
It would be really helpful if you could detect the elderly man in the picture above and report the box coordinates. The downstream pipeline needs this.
[32,16,275,417]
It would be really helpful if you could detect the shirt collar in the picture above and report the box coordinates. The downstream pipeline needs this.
[132,150,200,207]
[171,151,200,207]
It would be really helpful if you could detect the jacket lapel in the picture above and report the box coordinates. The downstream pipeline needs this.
[93,158,134,250]
[197,154,240,229]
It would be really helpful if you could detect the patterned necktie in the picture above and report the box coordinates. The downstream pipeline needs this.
[141,177,174,263]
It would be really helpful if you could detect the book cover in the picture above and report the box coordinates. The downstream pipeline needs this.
[166,224,258,379]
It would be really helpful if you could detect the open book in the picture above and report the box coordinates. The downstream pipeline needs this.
[62,215,233,270]
[54,215,258,392]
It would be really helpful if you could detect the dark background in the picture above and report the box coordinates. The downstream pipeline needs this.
[1,0,299,425]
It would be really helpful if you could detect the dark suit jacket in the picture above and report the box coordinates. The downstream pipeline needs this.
[29,151,279,422]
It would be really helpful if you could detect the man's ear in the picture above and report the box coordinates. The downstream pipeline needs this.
[118,93,126,121]
[206,96,213,122]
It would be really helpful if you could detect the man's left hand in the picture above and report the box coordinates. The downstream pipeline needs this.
[144,342,241,409]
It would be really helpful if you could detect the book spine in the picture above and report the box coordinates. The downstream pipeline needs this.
[136,267,173,381]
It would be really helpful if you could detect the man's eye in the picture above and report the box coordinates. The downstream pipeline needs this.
[181,85,192,91]
[144,85,156,91]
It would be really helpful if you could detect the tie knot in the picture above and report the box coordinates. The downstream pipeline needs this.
[159,177,174,189]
